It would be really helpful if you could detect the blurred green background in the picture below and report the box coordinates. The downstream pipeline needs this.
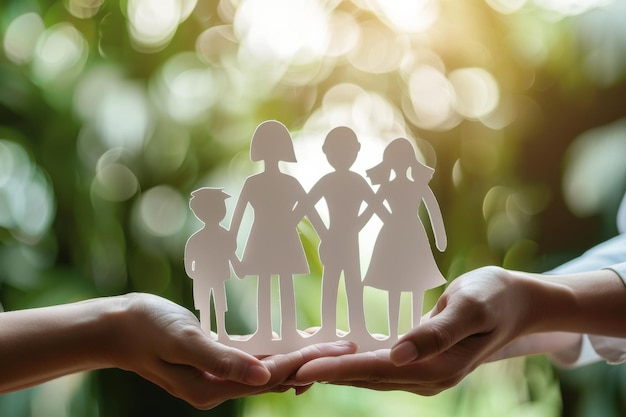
[1,0,626,416]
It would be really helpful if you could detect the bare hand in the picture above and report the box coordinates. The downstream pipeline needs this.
[106,293,357,409]
[295,267,532,395]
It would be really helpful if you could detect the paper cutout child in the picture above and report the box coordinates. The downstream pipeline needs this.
[184,187,234,339]
[363,138,447,340]
[229,120,314,342]
[301,127,377,339]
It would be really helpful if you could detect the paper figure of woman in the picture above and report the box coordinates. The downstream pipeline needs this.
[229,120,310,342]
[363,138,447,340]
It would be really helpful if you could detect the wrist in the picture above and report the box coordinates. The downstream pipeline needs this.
[500,269,577,336]
[505,269,626,335]
[86,295,134,370]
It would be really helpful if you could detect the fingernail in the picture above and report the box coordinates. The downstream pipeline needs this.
[390,341,418,366]
[244,364,271,385]
[295,384,313,396]
[332,340,357,350]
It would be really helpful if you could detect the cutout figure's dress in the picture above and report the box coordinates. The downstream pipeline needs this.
[364,177,445,292]
[236,173,309,276]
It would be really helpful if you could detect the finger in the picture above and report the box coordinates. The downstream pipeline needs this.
[139,360,227,410]
[297,346,476,386]
[295,383,314,396]
[296,349,400,384]
[326,380,442,396]
[263,340,358,382]
[171,328,271,386]
[176,340,357,408]
[390,301,485,366]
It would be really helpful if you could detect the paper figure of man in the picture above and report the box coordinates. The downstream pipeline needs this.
[184,187,235,339]
[302,126,378,340]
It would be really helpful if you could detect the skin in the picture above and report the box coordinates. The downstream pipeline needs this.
[295,266,626,395]
[0,292,357,409]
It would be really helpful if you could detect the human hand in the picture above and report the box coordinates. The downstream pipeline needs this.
[195,340,357,409]
[295,267,539,395]
[105,293,356,408]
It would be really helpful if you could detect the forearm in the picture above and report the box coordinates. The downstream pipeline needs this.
[510,268,626,337]
[0,297,123,393]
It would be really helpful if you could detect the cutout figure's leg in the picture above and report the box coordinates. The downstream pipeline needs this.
[412,291,424,328]
[320,267,340,337]
[199,305,212,336]
[388,291,401,341]
[214,286,229,340]
[279,274,298,339]
[256,274,272,340]
[345,267,369,338]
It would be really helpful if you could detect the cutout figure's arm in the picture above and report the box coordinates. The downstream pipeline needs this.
[295,184,327,238]
[0,292,357,408]
[357,189,389,229]
[228,231,243,278]
[295,266,626,395]
[184,236,197,276]
[422,186,447,251]
[229,186,250,242]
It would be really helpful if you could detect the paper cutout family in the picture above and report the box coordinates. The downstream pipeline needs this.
[184,120,447,354]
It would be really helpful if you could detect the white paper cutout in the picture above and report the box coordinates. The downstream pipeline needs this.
[184,188,234,339]
[184,120,447,354]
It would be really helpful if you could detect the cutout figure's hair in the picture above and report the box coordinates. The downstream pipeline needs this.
[367,138,434,185]
[250,120,297,163]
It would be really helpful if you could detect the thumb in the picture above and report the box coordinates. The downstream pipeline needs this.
[174,331,271,386]
[389,301,479,366]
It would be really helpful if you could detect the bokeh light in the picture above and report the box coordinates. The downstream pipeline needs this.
[449,67,500,121]
[94,81,152,151]
[152,53,218,124]
[0,140,55,241]
[362,0,440,33]
[137,185,187,238]
[127,0,198,51]
[32,23,87,86]
[563,118,626,217]
[3,12,45,65]
[406,65,459,130]
[2,0,626,415]
[234,0,332,65]
[66,0,105,19]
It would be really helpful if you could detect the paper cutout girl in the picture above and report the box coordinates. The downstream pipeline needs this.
[363,138,447,340]
[302,127,377,339]
[184,187,234,339]
[229,120,312,342]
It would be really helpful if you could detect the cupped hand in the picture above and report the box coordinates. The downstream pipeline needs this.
[295,267,535,395]
[106,293,356,408]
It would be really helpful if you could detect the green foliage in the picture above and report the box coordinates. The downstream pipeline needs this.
[1,0,626,416]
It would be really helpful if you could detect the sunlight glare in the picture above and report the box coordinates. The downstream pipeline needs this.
[234,0,331,64]
[367,0,439,33]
